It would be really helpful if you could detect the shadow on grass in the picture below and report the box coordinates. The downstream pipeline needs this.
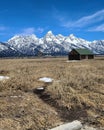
[33,89,88,122]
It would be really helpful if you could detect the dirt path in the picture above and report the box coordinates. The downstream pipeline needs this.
[33,88,87,122]
[34,89,104,130]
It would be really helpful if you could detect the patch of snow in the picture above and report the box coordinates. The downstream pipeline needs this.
[36,87,44,90]
[0,76,10,81]
[49,120,82,130]
[66,60,80,62]
[39,77,53,83]
[10,95,23,98]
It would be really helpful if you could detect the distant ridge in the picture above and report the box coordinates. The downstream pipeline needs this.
[0,31,104,57]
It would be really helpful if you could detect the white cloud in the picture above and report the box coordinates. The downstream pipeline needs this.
[20,27,44,35]
[21,27,35,35]
[88,24,104,32]
[0,26,7,31]
[36,27,44,33]
[55,9,104,28]
[52,7,65,22]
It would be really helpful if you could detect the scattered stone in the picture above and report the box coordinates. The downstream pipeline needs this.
[33,87,45,94]
[49,120,82,130]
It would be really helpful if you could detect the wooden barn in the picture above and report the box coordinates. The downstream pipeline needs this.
[68,48,94,60]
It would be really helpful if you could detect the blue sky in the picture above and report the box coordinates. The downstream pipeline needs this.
[0,0,104,41]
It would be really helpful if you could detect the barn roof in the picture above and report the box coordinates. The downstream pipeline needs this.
[74,48,93,55]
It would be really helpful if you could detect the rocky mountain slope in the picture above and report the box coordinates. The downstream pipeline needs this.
[0,42,21,57]
[0,31,104,57]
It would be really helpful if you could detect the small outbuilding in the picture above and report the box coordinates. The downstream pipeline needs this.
[68,48,94,60]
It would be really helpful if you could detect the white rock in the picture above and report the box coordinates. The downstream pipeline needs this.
[49,120,82,130]
[0,76,10,81]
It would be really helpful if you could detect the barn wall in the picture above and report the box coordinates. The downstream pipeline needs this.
[68,54,80,60]
[88,55,94,59]
[80,55,86,59]
[68,49,94,60]
[68,49,80,60]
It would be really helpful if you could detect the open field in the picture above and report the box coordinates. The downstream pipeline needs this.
[0,57,104,130]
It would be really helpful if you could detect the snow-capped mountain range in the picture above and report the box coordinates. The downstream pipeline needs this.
[0,31,104,57]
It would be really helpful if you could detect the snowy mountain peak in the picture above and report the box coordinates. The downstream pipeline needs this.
[45,31,55,37]
[43,31,56,43]
[0,31,104,57]
[27,34,38,39]
[8,35,22,41]
[8,34,38,41]
[70,34,74,36]
[69,34,76,38]
[47,30,53,35]
[56,34,64,38]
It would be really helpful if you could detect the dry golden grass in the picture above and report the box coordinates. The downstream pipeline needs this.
[0,57,104,130]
